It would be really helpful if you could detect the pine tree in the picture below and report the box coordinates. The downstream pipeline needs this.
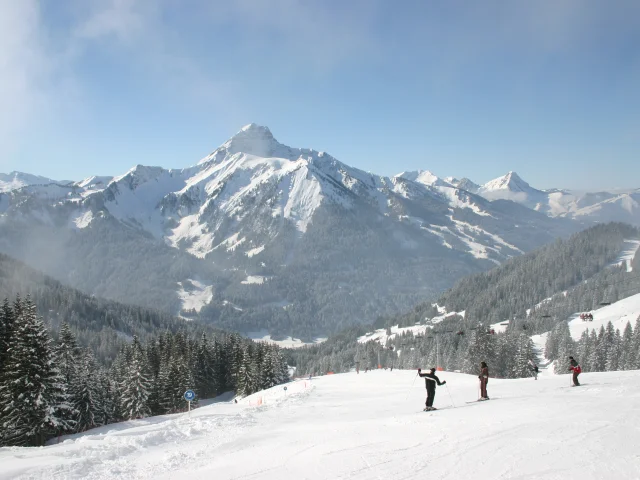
[605,329,622,371]
[513,334,534,378]
[74,350,101,432]
[236,345,257,397]
[55,322,82,433]
[553,322,575,374]
[0,296,74,446]
[120,336,151,420]
[593,326,607,371]
[0,298,14,372]
[632,316,640,370]
[577,330,591,372]
[194,333,216,398]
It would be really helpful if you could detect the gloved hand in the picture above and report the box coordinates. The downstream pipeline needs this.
[442,380,446,385]
[417,368,421,372]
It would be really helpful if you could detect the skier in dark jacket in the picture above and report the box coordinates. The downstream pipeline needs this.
[479,361,489,400]
[568,356,581,386]
[418,367,446,411]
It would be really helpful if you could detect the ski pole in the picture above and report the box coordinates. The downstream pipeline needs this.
[445,383,456,408]
[404,372,418,401]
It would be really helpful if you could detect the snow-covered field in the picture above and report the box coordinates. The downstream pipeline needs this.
[358,324,429,344]
[611,239,640,272]
[2,369,640,480]
[247,331,327,349]
[568,292,640,340]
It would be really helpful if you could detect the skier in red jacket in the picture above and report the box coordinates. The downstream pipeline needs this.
[568,356,581,386]
[479,361,489,400]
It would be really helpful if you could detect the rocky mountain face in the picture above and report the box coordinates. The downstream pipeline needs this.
[0,125,587,338]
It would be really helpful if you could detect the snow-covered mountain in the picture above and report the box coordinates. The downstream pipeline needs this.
[0,171,64,193]
[473,171,640,225]
[0,125,578,337]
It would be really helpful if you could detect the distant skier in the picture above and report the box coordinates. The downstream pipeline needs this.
[568,356,581,386]
[418,367,446,411]
[478,361,489,400]
[528,359,539,380]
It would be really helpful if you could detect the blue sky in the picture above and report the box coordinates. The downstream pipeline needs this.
[1,0,639,190]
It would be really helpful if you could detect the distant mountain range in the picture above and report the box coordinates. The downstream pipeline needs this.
[0,124,631,338]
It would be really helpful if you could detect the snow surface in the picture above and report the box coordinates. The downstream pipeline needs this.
[358,324,430,344]
[567,292,640,340]
[0,172,60,192]
[610,239,640,272]
[241,275,267,285]
[176,279,213,313]
[490,320,510,333]
[71,211,94,229]
[247,331,327,349]
[3,369,640,479]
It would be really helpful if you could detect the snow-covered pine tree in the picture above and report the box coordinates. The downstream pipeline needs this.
[120,336,151,420]
[633,316,640,369]
[586,329,599,372]
[55,322,82,433]
[194,333,216,398]
[273,346,290,385]
[513,334,534,378]
[605,328,622,371]
[0,298,14,372]
[593,326,607,371]
[236,345,257,397]
[552,321,575,374]
[74,350,101,432]
[95,369,116,426]
[260,347,278,390]
[0,296,74,446]
[464,327,496,374]
[577,330,591,372]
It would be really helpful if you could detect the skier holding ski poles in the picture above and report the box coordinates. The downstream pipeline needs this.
[478,361,489,400]
[418,367,446,411]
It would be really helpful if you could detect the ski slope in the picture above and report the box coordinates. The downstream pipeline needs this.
[568,292,640,340]
[2,370,640,480]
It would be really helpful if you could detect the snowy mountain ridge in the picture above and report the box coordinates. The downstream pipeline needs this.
[0,125,604,336]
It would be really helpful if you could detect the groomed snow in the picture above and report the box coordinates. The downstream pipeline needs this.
[3,369,640,479]
[610,239,640,272]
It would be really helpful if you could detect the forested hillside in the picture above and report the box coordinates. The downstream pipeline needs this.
[0,253,220,363]
[385,223,640,327]
[0,296,289,447]
[291,223,640,378]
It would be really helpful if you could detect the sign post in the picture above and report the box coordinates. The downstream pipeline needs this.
[184,389,196,416]
[284,386,288,396]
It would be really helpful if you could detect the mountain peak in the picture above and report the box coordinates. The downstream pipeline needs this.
[482,171,535,193]
[223,123,281,157]
[198,124,286,165]
[396,170,449,187]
